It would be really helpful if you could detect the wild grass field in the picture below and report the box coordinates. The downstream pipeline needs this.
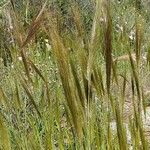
[1,0,150,149]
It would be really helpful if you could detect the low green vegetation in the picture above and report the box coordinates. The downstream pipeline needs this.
[1,0,150,149]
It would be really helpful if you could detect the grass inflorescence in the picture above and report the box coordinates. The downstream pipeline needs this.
[1,0,150,149]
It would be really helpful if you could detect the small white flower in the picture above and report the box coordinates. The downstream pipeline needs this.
[100,17,104,22]
[11,64,14,68]
[44,39,49,43]
[18,57,22,61]
[46,43,51,51]
[129,30,135,40]
[10,25,13,30]
[100,17,106,23]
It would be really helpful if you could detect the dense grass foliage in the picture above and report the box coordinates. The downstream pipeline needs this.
[1,0,150,149]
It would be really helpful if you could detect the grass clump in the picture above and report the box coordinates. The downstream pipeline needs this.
[1,0,150,149]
